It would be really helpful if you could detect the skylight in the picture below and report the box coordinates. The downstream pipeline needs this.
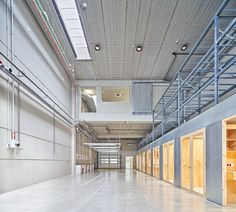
[54,0,91,60]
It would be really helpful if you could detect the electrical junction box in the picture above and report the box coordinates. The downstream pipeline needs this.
[8,139,21,149]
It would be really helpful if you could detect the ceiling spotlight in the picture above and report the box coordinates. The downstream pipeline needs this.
[80,2,88,10]
[136,45,143,52]
[181,44,188,51]
[115,93,121,97]
[94,44,101,51]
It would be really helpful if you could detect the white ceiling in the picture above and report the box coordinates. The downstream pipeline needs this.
[75,0,223,80]
[101,86,129,102]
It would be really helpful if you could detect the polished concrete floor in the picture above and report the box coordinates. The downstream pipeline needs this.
[0,170,235,212]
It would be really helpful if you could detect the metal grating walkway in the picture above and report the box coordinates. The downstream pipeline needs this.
[139,0,236,149]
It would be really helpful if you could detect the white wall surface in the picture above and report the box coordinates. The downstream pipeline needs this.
[77,80,167,122]
[0,0,72,193]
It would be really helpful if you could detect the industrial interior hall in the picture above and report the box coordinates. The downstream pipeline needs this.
[1,0,236,211]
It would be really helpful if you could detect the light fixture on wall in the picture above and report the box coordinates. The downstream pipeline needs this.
[95,44,101,51]
[135,45,143,52]
[181,44,188,51]
[80,2,88,10]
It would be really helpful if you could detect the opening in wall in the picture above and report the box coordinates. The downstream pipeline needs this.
[153,147,160,178]
[223,116,236,205]
[142,151,146,173]
[163,141,175,183]
[80,87,97,113]
[181,129,205,195]
[146,150,151,175]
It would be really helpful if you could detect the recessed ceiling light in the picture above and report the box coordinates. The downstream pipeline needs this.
[136,45,143,52]
[95,44,101,51]
[181,44,188,51]
[115,93,121,97]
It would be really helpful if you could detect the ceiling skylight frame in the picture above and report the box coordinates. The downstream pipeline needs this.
[53,0,91,60]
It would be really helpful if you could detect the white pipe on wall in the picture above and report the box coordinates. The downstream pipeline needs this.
[6,0,11,146]
[10,0,16,143]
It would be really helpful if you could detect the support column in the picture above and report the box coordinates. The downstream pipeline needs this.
[151,148,153,176]
[177,73,181,126]
[162,97,165,135]
[71,83,77,176]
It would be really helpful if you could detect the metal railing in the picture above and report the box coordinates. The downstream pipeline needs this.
[139,0,236,149]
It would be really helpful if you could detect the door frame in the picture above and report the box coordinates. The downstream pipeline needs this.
[180,128,206,195]
[163,140,175,184]
[153,146,160,178]
[126,156,133,169]
[222,115,236,206]
[146,149,152,175]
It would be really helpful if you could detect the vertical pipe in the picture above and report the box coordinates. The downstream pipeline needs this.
[17,82,20,143]
[6,0,11,146]
[151,148,153,176]
[152,110,155,142]
[71,83,76,175]
[181,90,185,121]
[214,15,219,104]
[10,0,15,141]
[198,72,201,114]
[162,97,165,135]
[6,0,9,62]
[177,73,181,126]
[53,106,56,154]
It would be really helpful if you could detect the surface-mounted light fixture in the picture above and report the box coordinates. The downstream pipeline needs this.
[136,45,143,52]
[95,44,101,51]
[80,2,88,10]
[181,44,188,51]
[54,0,91,59]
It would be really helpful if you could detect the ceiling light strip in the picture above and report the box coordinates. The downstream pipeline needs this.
[54,0,91,60]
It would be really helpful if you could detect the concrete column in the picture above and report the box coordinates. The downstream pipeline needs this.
[151,148,153,176]
[160,145,163,180]
[174,137,181,187]
[206,121,223,205]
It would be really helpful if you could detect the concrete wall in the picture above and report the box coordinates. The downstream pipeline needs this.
[77,80,167,122]
[76,130,97,166]
[137,93,236,205]
[0,0,72,193]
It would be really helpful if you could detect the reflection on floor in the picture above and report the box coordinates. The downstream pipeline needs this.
[0,170,235,212]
